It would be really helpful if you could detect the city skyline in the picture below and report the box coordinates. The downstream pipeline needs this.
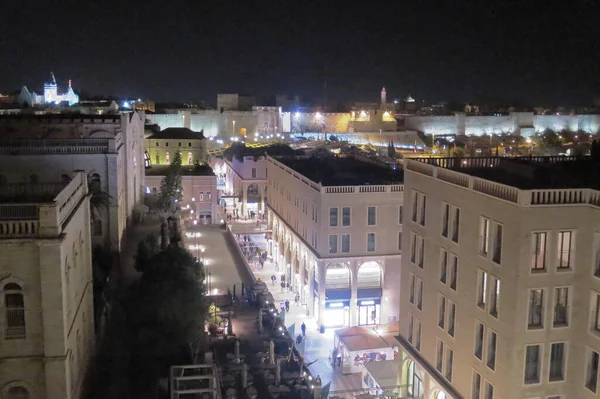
[1,1,599,106]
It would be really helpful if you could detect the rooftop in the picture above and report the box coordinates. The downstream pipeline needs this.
[275,154,404,186]
[145,164,215,177]
[223,143,298,161]
[0,182,70,204]
[146,127,206,141]
[415,156,600,190]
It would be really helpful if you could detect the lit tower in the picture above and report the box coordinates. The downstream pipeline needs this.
[44,72,58,104]
[380,86,387,108]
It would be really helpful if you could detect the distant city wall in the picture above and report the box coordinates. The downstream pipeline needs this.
[403,112,600,136]
[293,131,425,149]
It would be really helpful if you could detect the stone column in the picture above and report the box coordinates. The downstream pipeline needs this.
[349,260,359,327]
[241,183,248,217]
[317,260,327,328]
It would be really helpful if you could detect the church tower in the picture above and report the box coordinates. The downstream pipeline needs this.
[380,87,387,108]
[44,72,58,104]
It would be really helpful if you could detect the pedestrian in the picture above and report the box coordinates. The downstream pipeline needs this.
[301,322,306,337]
[331,347,338,366]
[296,334,303,345]
[271,274,276,286]
[285,300,290,312]
[286,282,291,293]
[281,281,285,292]
[294,293,300,306]
[281,274,285,283]
[280,300,285,313]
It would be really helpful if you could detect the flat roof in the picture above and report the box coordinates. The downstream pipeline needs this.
[276,155,404,186]
[145,164,215,176]
[416,156,600,190]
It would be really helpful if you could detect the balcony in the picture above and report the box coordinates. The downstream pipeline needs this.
[0,138,113,154]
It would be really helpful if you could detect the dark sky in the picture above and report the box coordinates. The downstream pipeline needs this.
[1,1,599,106]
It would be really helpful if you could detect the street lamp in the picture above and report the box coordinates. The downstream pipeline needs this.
[193,220,200,261]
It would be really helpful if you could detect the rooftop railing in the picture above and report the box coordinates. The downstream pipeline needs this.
[0,172,87,238]
[0,138,113,154]
[267,156,404,195]
[407,157,600,207]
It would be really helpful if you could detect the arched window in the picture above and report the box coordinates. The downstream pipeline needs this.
[8,386,29,399]
[325,263,350,289]
[187,152,193,165]
[155,152,160,165]
[165,152,170,164]
[29,174,38,184]
[61,173,72,184]
[89,173,101,192]
[4,283,26,339]
[357,262,382,288]
[144,150,151,168]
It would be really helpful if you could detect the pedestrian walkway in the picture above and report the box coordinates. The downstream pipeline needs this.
[229,229,362,392]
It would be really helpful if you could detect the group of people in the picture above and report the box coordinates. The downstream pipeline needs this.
[237,234,268,270]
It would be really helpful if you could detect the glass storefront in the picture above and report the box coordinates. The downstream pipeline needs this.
[324,301,350,328]
[358,299,381,326]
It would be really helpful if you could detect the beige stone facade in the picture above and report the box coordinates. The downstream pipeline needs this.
[145,128,208,166]
[0,172,94,399]
[398,157,600,399]
[0,112,146,251]
[266,155,403,329]
[218,156,268,218]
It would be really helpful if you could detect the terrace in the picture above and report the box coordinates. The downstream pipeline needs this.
[0,171,87,238]
[407,156,600,207]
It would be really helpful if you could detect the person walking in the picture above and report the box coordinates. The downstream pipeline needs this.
[285,300,290,312]
[301,322,306,337]
[294,293,300,306]
[271,274,276,286]
[331,347,339,367]
[280,281,285,293]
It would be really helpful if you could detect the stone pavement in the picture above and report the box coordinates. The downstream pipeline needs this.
[230,225,363,392]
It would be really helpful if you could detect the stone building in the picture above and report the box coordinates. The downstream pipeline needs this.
[0,171,94,399]
[398,156,600,399]
[266,154,404,328]
[0,111,146,250]
[219,155,268,218]
[145,127,208,166]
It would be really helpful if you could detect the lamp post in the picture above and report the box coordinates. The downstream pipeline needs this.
[193,220,199,261]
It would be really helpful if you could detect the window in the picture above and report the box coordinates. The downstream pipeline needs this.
[451,208,460,243]
[557,231,573,270]
[472,371,482,399]
[484,381,494,399]
[438,295,446,329]
[397,232,402,251]
[593,292,600,333]
[528,289,544,329]
[411,190,418,222]
[328,235,338,253]
[595,233,600,277]
[367,206,376,226]
[187,152,193,164]
[490,277,500,318]
[251,168,257,178]
[329,208,338,227]
[417,280,423,310]
[7,387,29,399]
[92,220,102,236]
[188,142,192,147]
[450,255,458,290]
[532,232,547,271]
[480,217,490,256]
[165,152,170,163]
[448,302,456,337]
[474,322,484,359]
[477,270,487,309]
[367,233,375,252]
[436,340,444,372]
[486,331,497,370]
[410,233,416,263]
[408,314,414,344]
[586,349,599,393]
[553,287,569,327]
[341,234,350,253]
[415,320,422,351]
[440,250,448,284]
[155,153,159,164]
[409,274,415,304]
[445,347,454,381]
[419,195,426,226]
[199,192,204,202]
[207,192,212,201]
[4,283,26,339]
[178,142,181,147]
[398,205,403,224]
[549,342,566,382]
[492,224,503,264]
[342,207,351,226]
[165,142,169,147]
[442,203,449,238]
[418,236,424,268]
[524,345,541,384]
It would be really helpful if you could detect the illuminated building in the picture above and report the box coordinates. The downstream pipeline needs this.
[267,155,403,328]
[398,156,600,398]
[0,172,94,399]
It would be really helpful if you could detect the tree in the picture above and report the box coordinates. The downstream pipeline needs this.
[134,235,159,273]
[158,152,183,212]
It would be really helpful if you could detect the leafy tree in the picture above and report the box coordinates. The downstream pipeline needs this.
[134,235,159,273]
[158,151,183,212]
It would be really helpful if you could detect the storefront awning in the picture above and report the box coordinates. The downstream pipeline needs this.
[326,289,351,300]
[357,288,382,298]
[340,334,390,352]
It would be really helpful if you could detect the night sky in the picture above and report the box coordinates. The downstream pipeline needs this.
[1,1,599,106]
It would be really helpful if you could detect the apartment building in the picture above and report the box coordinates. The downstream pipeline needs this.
[0,172,94,399]
[398,156,600,399]
[220,154,268,218]
[0,112,146,250]
[267,154,404,328]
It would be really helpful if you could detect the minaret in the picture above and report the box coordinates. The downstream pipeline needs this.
[381,87,387,109]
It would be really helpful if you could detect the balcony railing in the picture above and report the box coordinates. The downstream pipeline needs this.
[5,308,26,339]
[0,138,112,154]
